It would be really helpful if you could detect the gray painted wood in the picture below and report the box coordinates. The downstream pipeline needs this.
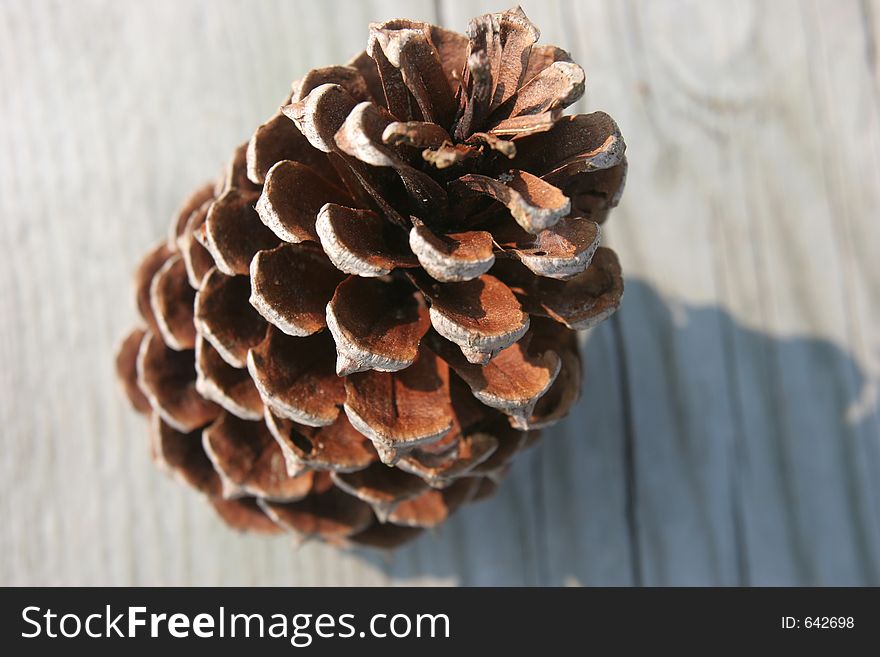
[0,0,877,585]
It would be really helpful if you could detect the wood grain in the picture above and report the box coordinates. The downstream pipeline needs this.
[0,0,876,585]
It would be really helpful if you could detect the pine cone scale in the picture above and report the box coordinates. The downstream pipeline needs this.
[247,327,345,427]
[249,242,345,337]
[326,275,430,376]
[194,334,264,421]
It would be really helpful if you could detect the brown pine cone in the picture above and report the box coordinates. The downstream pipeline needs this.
[115,6,625,549]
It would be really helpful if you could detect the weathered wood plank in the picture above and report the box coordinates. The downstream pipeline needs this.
[594,0,880,584]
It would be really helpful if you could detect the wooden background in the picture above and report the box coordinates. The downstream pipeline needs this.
[1,0,878,586]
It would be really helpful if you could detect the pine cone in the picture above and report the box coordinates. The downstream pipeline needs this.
[116,6,625,549]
